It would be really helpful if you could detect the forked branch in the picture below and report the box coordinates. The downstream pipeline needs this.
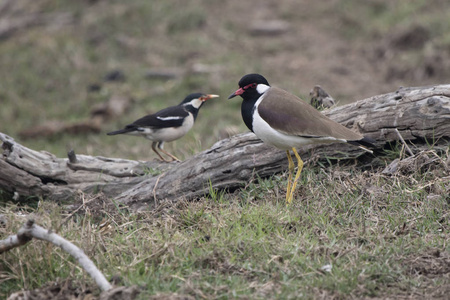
[0,219,112,292]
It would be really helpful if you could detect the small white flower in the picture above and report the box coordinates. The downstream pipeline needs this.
[320,264,332,273]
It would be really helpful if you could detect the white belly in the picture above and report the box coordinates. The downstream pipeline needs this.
[252,107,346,150]
[129,114,194,142]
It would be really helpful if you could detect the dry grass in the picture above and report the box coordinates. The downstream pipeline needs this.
[1,0,450,298]
[1,149,449,299]
[1,0,450,160]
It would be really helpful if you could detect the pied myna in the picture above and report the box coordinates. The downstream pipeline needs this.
[228,74,374,204]
[107,93,219,162]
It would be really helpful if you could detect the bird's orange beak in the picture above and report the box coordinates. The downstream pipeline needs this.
[201,94,219,102]
[228,88,244,99]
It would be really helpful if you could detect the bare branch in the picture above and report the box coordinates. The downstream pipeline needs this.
[0,219,33,252]
[0,219,112,292]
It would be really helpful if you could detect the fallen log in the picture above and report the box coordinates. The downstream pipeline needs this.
[1,85,449,210]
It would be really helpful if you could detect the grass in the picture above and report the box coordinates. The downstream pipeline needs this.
[2,0,449,158]
[1,0,450,298]
[0,0,247,159]
[1,153,449,299]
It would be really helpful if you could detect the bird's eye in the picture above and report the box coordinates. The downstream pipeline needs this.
[243,83,257,90]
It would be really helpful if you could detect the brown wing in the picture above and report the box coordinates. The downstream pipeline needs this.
[258,87,363,141]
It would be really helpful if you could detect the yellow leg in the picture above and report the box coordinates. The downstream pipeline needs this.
[152,142,180,162]
[287,147,304,204]
[152,142,170,162]
[286,150,295,204]
[158,148,180,162]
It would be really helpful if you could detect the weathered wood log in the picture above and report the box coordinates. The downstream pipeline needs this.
[1,85,449,210]
[0,134,170,201]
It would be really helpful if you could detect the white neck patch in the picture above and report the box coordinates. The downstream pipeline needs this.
[256,84,270,94]
[185,98,202,109]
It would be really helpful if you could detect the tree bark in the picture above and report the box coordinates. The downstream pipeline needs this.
[1,85,449,210]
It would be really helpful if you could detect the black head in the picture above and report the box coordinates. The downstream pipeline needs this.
[179,93,219,106]
[228,73,270,100]
[238,73,269,88]
[178,93,219,119]
[180,93,205,105]
[228,74,271,133]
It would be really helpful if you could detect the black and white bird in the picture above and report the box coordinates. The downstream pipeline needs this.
[228,74,374,204]
[107,93,218,162]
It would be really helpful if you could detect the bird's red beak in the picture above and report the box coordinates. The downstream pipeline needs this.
[201,94,219,102]
[228,88,244,99]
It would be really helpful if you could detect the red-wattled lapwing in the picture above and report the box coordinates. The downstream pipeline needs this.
[107,93,219,162]
[228,74,374,204]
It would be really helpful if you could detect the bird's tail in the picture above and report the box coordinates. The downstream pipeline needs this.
[107,128,134,135]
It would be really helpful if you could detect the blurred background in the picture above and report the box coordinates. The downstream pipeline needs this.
[1,0,449,161]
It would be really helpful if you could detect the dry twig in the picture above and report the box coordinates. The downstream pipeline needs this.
[394,128,414,157]
[0,219,112,292]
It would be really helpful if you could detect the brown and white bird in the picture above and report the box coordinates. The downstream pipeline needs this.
[309,85,336,110]
[107,93,218,162]
[228,74,374,204]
